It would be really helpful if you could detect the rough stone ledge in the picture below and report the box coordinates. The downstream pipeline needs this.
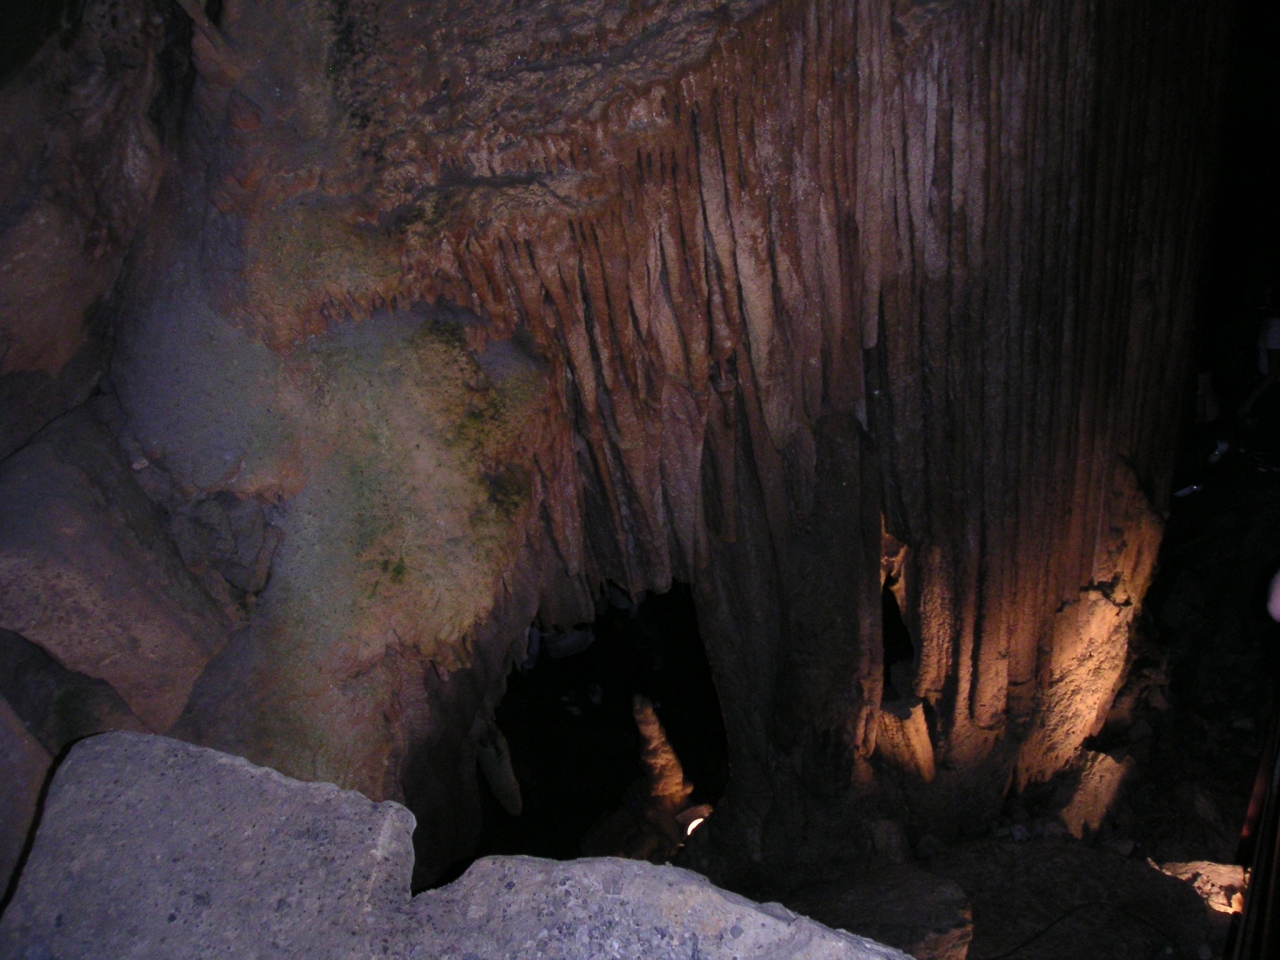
[0,733,907,960]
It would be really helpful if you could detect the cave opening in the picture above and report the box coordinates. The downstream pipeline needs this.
[881,578,916,700]
[466,582,728,870]
[0,0,75,86]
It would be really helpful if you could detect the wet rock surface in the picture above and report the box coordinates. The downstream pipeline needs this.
[0,732,906,960]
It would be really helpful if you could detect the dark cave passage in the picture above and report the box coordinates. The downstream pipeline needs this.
[467,583,728,867]
[881,579,916,700]
[0,0,74,85]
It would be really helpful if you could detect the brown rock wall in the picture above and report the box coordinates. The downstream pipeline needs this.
[0,629,146,756]
[0,0,180,457]
[0,409,230,731]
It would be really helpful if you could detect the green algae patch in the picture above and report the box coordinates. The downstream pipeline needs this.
[213,309,550,795]
[161,304,551,796]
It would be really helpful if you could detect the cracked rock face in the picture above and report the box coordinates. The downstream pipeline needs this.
[0,408,230,732]
[0,732,907,960]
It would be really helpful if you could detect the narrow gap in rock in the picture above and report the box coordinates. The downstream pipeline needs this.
[469,583,728,869]
[882,578,915,699]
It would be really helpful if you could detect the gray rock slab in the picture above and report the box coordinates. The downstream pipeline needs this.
[0,733,907,960]
[0,732,416,959]
[407,855,907,960]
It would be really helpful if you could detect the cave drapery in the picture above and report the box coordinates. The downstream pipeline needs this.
[0,0,1232,884]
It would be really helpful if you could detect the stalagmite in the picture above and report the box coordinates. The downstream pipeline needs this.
[475,717,522,817]
[634,694,696,818]
[876,700,936,785]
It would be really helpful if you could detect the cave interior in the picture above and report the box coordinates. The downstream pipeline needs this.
[1,0,1279,957]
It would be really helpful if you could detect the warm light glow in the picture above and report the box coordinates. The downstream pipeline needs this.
[685,817,705,836]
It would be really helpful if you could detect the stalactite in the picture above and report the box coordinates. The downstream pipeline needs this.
[95,0,1232,879]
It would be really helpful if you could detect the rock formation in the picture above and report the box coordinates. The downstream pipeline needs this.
[0,732,908,960]
[0,0,181,458]
[0,0,1232,887]
[581,693,707,862]
[0,407,230,731]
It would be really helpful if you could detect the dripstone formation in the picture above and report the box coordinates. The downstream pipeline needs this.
[0,0,1231,890]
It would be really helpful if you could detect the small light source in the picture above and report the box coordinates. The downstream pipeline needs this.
[676,803,712,839]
